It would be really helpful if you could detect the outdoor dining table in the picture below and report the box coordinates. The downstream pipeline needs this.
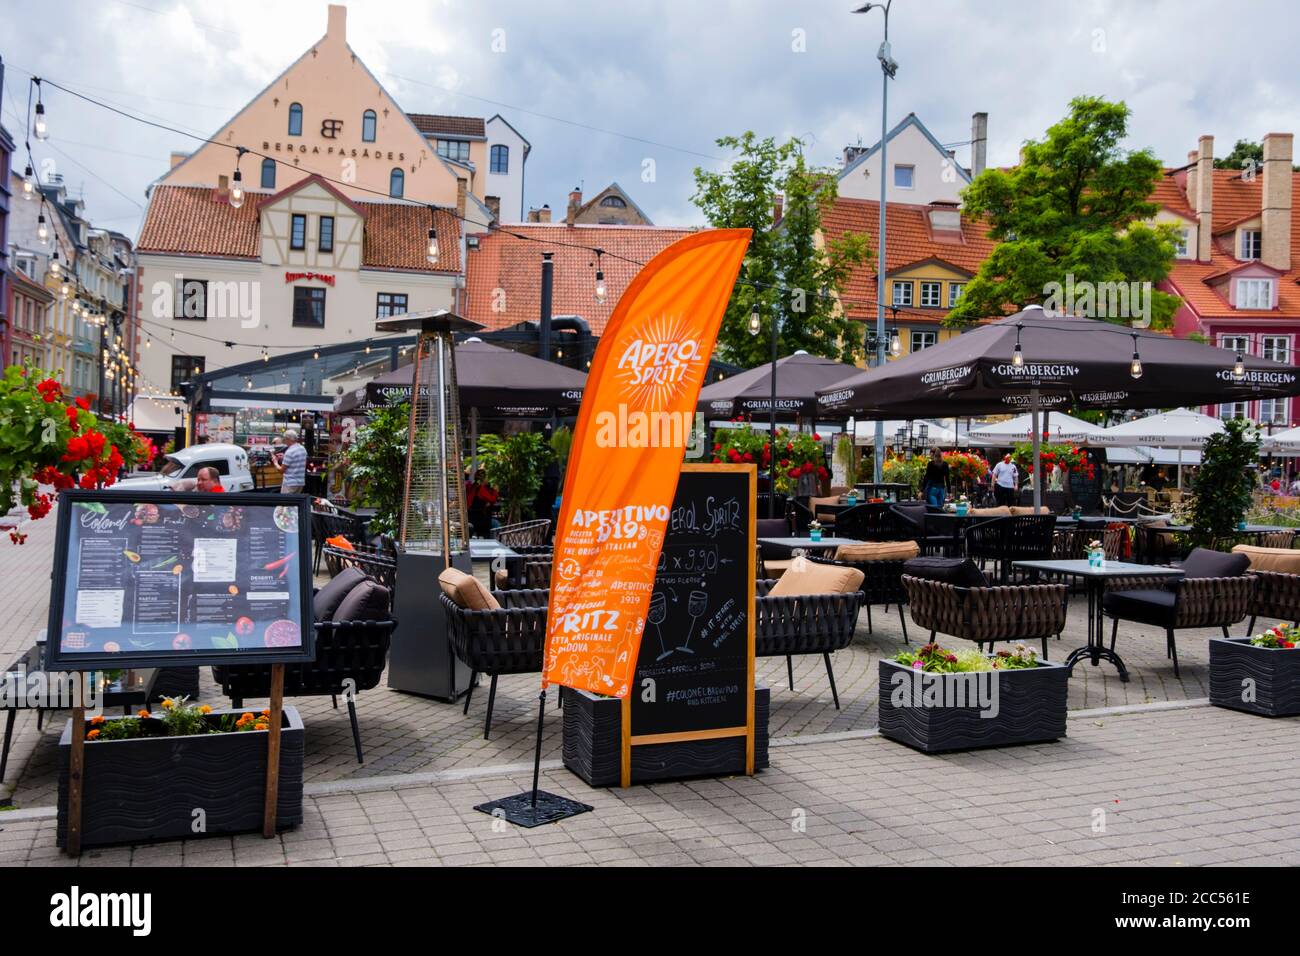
[757,535,861,553]
[467,537,521,562]
[1012,559,1184,683]
[1163,523,1293,545]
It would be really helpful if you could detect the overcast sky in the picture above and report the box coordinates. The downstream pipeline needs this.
[3,0,1299,239]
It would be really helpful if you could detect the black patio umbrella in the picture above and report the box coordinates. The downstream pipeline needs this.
[336,338,587,417]
[816,306,1300,508]
[696,350,862,420]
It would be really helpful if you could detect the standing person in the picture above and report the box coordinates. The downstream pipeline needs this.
[991,453,1019,507]
[466,468,498,538]
[273,428,308,494]
[921,448,949,509]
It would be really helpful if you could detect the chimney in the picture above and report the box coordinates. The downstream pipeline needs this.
[970,112,988,178]
[843,145,867,168]
[1194,135,1214,261]
[1261,132,1293,272]
[215,174,229,202]
[1185,149,1198,206]
[326,4,346,43]
[537,204,551,223]
[773,195,784,225]
[456,178,468,222]
[485,196,501,222]
[566,188,583,226]
[169,151,189,170]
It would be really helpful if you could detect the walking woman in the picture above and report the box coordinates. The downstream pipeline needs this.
[921,448,949,509]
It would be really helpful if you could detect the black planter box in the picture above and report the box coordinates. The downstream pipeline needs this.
[1210,637,1300,717]
[877,659,1068,753]
[563,687,770,786]
[57,706,304,848]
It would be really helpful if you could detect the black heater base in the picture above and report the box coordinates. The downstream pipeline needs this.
[474,791,594,828]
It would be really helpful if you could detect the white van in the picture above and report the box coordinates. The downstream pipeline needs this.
[111,443,255,493]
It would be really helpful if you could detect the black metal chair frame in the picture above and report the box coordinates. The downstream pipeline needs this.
[754,579,864,710]
[963,514,1057,583]
[310,508,368,574]
[810,554,910,644]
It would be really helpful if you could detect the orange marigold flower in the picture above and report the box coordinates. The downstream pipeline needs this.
[86,729,100,740]
[90,715,105,725]
[199,704,212,714]
[161,698,174,710]
[137,709,151,719]
[242,712,255,721]
[261,709,270,717]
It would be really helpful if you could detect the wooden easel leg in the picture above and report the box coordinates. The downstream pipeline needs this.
[262,663,285,839]
[66,695,86,857]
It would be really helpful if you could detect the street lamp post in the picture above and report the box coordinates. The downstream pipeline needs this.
[852,1,898,486]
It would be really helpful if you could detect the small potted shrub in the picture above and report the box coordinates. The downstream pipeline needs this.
[1210,623,1300,717]
[878,642,1069,753]
[58,696,304,848]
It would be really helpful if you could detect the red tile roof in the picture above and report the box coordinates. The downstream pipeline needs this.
[463,223,696,334]
[820,198,998,323]
[137,185,460,274]
[406,114,486,138]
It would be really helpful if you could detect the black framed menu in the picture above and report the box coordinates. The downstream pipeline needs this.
[46,490,314,670]
[629,465,756,742]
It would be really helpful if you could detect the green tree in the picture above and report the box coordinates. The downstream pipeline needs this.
[341,402,409,539]
[947,96,1182,329]
[479,432,553,525]
[1187,418,1260,548]
[1214,139,1300,172]
[692,133,872,366]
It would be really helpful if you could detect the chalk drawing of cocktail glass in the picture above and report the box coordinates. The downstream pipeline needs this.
[648,591,672,660]
[676,590,709,654]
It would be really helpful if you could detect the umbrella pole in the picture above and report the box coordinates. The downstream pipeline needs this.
[1031,389,1042,512]
[470,407,479,474]
[1178,446,1183,491]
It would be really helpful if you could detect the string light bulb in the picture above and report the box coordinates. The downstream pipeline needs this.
[228,147,248,209]
[49,248,60,277]
[748,300,761,336]
[889,331,901,356]
[1129,334,1143,379]
[313,349,319,360]
[22,165,34,199]
[1233,350,1246,379]
[426,207,439,265]
[1011,324,1024,367]
[33,91,48,142]
[37,213,48,243]
[60,278,71,299]
[594,249,606,304]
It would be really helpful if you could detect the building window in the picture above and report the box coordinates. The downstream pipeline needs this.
[911,330,938,352]
[293,287,326,328]
[288,103,303,136]
[894,164,915,189]
[1240,230,1262,260]
[362,110,376,143]
[1174,227,1190,258]
[318,216,334,253]
[261,158,276,190]
[948,283,964,307]
[376,292,408,319]
[173,278,208,320]
[389,168,404,198]
[170,355,203,395]
[920,281,942,308]
[1258,398,1287,425]
[1237,278,1274,309]
[290,214,306,251]
[1218,401,1248,421]
[892,280,913,307]
[490,144,509,174]
[437,139,470,163]
[600,195,627,208]
[1260,335,1289,363]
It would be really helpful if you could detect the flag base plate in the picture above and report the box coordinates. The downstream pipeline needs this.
[474,791,594,828]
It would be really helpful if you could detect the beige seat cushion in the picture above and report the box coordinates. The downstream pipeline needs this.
[762,558,793,577]
[971,506,1012,517]
[1231,544,1300,575]
[1010,506,1051,515]
[834,541,920,562]
[769,560,864,597]
[809,496,841,510]
[438,567,500,610]
[814,513,838,526]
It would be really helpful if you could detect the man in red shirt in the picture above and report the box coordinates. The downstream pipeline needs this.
[196,467,225,492]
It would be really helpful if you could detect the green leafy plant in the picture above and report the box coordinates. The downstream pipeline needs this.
[833,434,855,487]
[478,431,553,525]
[711,423,826,493]
[896,641,1039,672]
[1250,624,1298,649]
[85,697,271,741]
[1185,418,1260,548]
[549,425,573,473]
[340,402,409,539]
[881,456,928,496]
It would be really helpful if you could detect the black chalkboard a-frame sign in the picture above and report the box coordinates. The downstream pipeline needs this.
[620,464,756,787]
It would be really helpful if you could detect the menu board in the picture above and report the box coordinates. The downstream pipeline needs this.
[46,491,314,669]
[630,467,755,738]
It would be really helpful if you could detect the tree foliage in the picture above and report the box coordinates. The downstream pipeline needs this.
[341,402,409,539]
[947,96,1181,329]
[693,132,872,366]
[1187,418,1260,548]
[478,432,553,525]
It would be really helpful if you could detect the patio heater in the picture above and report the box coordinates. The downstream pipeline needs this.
[376,309,483,702]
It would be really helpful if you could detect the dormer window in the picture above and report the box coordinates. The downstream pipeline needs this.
[600,195,627,208]
[1237,277,1274,309]
[1240,229,1262,260]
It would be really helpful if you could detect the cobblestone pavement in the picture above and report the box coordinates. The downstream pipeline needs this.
[2,508,1297,866]
[2,704,1297,866]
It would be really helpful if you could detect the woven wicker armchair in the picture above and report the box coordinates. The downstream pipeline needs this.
[754,579,864,710]
[489,544,553,590]
[439,588,548,738]
[1244,570,1300,634]
[901,575,1068,658]
[1101,556,1256,677]
[323,543,397,593]
[809,554,910,643]
[836,502,915,542]
[493,519,551,547]
[310,507,368,573]
[212,617,395,763]
[964,514,1057,583]
[1052,527,1125,562]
